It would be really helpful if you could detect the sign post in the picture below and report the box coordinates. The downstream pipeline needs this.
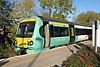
[92,20,100,53]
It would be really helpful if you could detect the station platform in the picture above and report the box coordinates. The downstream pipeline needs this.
[0,40,92,67]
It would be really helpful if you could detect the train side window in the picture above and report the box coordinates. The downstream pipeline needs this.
[60,27,69,36]
[39,26,45,38]
[40,25,69,37]
[49,25,55,37]
[55,27,59,37]
[65,28,69,36]
[75,28,78,35]
[75,28,82,35]
[60,28,65,36]
[53,27,69,37]
[75,28,92,35]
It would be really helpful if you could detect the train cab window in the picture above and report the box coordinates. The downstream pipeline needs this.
[17,21,35,37]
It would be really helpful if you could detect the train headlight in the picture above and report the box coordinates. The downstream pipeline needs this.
[28,41,33,46]
[14,40,18,47]
[14,40,17,44]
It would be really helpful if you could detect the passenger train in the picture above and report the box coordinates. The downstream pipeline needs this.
[14,16,92,54]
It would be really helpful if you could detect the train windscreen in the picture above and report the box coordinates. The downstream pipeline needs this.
[16,22,35,37]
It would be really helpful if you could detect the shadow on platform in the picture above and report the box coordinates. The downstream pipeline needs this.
[28,52,41,67]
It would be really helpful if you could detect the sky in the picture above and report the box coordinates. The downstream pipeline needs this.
[35,0,100,21]
[69,0,100,21]
[10,0,100,21]
[73,0,100,13]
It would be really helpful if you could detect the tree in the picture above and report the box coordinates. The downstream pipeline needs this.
[0,0,18,46]
[0,0,16,58]
[74,11,100,26]
[11,0,36,19]
[39,0,76,20]
[0,0,13,26]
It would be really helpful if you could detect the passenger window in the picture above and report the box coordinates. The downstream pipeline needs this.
[39,26,45,38]
[53,26,69,37]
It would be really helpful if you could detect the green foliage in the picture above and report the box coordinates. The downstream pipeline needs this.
[39,0,76,20]
[11,0,36,19]
[0,0,18,58]
[9,25,18,35]
[0,25,17,59]
[61,46,100,67]
[0,44,15,59]
[0,0,13,26]
[74,11,100,26]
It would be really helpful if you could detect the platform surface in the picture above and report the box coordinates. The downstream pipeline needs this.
[0,40,92,67]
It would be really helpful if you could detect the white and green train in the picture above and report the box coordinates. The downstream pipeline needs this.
[14,16,92,54]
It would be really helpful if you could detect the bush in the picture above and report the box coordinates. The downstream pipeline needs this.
[0,43,16,59]
[61,46,100,67]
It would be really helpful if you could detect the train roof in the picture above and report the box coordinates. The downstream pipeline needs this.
[37,16,92,27]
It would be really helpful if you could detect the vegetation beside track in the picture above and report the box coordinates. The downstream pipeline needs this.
[0,25,17,59]
[52,46,100,67]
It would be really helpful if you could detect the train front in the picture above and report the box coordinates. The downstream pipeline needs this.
[14,18,36,54]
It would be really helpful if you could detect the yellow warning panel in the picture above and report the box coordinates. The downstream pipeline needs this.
[16,37,32,46]
[71,28,74,36]
[21,18,36,22]
[53,22,68,26]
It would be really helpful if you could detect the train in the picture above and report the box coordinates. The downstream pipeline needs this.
[14,16,92,54]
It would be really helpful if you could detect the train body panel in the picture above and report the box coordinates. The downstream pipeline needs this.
[75,35,89,42]
[24,16,46,53]
[50,37,70,47]
[49,21,70,47]
[14,16,92,54]
[75,25,92,42]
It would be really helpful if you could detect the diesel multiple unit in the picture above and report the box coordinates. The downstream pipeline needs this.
[14,16,92,54]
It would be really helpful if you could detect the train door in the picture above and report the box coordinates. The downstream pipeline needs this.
[43,21,50,48]
[69,24,75,43]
